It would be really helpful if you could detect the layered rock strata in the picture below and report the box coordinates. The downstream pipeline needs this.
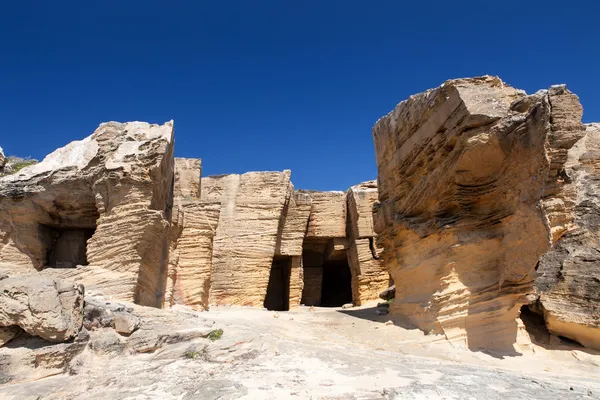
[202,171,292,307]
[346,181,390,305]
[373,76,569,350]
[0,121,175,307]
[534,123,600,349]
[164,158,220,310]
[0,123,391,313]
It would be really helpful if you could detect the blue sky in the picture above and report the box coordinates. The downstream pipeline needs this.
[1,1,598,190]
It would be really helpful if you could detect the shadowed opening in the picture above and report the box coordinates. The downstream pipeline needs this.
[320,259,353,307]
[41,225,95,268]
[264,256,292,311]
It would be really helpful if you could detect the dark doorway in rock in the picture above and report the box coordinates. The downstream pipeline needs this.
[520,305,551,344]
[264,256,292,311]
[320,260,353,307]
[42,225,95,268]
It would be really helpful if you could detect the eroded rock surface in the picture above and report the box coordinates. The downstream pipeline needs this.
[0,275,83,342]
[534,123,600,350]
[346,181,390,305]
[0,121,175,307]
[202,171,292,307]
[373,76,562,350]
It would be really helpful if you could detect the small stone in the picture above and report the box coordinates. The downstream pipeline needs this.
[375,309,389,316]
[309,306,315,312]
[273,312,279,319]
[341,303,353,309]
[385,320,394,326]
[113,312,140,335]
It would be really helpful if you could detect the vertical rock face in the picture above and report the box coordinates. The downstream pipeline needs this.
[164,157,220,310]
[173,158,202,201]
[346,181,390,305]
[276,191,312,257]
[201,171,292,306]
[304,191,347,238]
[0,121,175,307]
[165,202,219,310]
[534,123,600,349]
[541,85,586,242]
[373,77,556,350]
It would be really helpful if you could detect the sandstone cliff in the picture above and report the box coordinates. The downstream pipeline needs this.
[534,123,600,350]
[164,158,220,310]
[373,76,562,351]
[0,121,175,307]
[346,181,389,305]
[201,171,292,307]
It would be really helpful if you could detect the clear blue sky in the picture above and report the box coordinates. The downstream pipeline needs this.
[1,1,598,190]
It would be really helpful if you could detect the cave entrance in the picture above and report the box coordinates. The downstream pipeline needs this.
[320,259,353,307]
[264,256,292,311]
[42,225,95,268]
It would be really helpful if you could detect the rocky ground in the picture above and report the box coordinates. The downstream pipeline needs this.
[1,301,600,400]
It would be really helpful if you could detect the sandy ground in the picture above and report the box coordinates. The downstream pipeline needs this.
[2,304,600,399]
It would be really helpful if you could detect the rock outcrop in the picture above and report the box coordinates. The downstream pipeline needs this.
[0,121,175,307]
[533,123,600,350]
[202,171,292,307]
[346,181,390,305]
[0,275,84,342]
[164,158,220,311]
[373,76,566,350]
[0,122,390,314]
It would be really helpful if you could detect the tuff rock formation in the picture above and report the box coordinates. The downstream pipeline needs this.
[533,123,600,350]
[0,275,84,342]
[373,76,583,351]
[0,121,175,307]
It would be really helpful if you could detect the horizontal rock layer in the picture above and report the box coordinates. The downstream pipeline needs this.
[534,123,600,350]
[373,76,561,351]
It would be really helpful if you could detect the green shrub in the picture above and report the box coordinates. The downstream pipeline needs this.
[208,329,223,341]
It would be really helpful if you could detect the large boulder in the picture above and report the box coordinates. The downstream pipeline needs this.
[372,76,580,351]
[0,275,84,342]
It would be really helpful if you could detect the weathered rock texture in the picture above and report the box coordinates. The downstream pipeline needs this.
[346,181,390,305]
[0,275,84,342]
[163,158,220,311]
[0,147,5,172]
[534,123,600,350]
[0,121,175,307]
[304,191,347,238]
[0,122,389,313]
[373,76,574,350]
[202,171,292,307]
[173,158,202,201]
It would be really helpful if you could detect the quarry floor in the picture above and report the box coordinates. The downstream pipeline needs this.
[2,304,600,399]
